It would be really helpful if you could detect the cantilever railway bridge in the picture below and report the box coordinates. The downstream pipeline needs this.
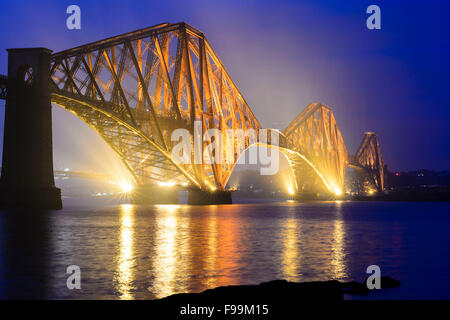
[0,22,384,203]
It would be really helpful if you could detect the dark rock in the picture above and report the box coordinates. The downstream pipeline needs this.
[340,280,370,295]
[157,279,343,304]
[380,276,401,288]
[363,275,401,289]
[149,277,401,317]
[149,279,343,318]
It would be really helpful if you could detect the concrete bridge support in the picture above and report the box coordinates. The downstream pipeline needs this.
[0,48,62,209]
[187,189,232,205]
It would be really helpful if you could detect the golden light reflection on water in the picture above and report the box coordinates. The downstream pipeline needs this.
[205,208,218,288]
[115,204,136,300]
[215,208,241,287]
[111,202,350,299]
[152,204,189,299]
[281,214,302,282]
[331,202,347,280]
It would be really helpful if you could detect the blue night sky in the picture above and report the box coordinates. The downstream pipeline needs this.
[0,0,449,172]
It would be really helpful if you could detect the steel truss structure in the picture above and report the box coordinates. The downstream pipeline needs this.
[350,132,384,192]
[49,22,260,190]
[283,103,348,194]
[0,22,385,194]
[283,103,384,194]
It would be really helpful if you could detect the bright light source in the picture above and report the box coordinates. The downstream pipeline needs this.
[120,182,133,193]
[334,187,342,196]
[203,179,216,191]
[181,182,188,187]
[287,187,295,195]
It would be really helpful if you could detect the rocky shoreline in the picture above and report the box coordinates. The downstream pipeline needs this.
[149,277,401,316]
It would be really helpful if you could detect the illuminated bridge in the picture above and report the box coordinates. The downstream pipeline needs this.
[0,22,384,207]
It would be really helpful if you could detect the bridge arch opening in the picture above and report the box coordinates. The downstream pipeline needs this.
[50,90,200,184]
[51,105,135,191]
[17,65,34,85]
[226,145,297,199]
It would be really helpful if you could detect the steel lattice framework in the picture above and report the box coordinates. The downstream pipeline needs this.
[49,22,260,190]
[0,22,385,194]
[350,132,384,192]
[283,103,349,194]
[282,103,385,194]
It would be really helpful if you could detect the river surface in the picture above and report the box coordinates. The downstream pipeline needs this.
[0,199,449,299]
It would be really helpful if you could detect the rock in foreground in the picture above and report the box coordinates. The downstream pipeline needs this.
[149,278,400,317]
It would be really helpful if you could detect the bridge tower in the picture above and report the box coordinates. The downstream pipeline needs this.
[0,48,62,209]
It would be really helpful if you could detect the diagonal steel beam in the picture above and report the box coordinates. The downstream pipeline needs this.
[125,40,167,150]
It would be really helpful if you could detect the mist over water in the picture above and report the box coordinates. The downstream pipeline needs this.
[1,200,449,300]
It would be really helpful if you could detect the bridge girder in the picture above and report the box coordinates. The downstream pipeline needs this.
[350,132,384,193]
[49,22,261,190]
[283,103,349,195]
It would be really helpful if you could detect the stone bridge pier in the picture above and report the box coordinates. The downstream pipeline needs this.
[0,48,62,209]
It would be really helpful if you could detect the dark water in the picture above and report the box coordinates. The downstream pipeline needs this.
[0,199,449,299]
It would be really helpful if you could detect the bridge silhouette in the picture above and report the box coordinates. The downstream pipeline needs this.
[0,22,384,208]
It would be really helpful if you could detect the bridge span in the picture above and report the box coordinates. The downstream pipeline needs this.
[0,22,384,208]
